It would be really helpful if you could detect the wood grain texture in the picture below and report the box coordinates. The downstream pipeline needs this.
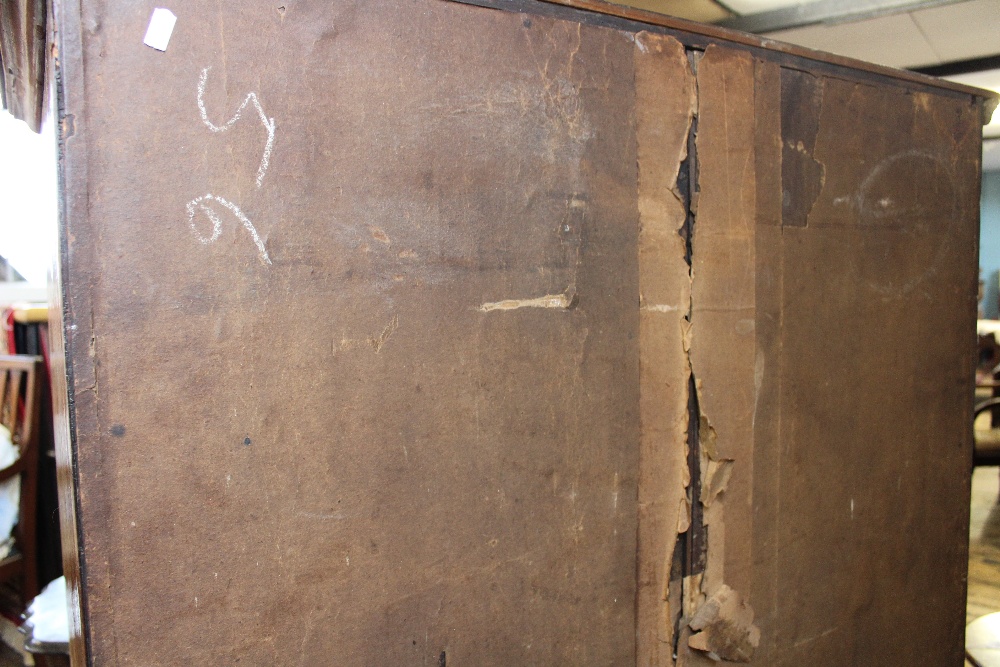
[658,43,761,667]
[755,68,982,666]
[749,56,784,667]
[51,0,990,665]
[529,0,997,105]
[0,0,47,131]
[58,1,640,664]
[50,0,94,663]
[46,249,87,667]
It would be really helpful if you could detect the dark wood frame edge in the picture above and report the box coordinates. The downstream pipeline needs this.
[449,0,998,120]
[48,0,93,664]
[540,0,998,103]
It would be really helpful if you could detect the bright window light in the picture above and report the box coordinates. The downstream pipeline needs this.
[0,110,57,287]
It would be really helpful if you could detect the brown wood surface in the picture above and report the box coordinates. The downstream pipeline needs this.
[48,229,87,667]
[532,0,999,107]
[453,0,998,114]
[691,43,758,602]
[0,0,47,131]
[50,0,92,663]
[57,2,641,664]
[52,0,989,665]
[749,61,982,666]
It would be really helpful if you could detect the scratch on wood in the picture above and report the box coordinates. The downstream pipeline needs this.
[369,315,399,352]
[297,511,348,520]
[792,626,837,649]
[334,315,400,354]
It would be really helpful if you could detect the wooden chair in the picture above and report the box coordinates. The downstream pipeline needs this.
[980,334,1000,384]
[975,398,1000,468]
[0,355,43,607]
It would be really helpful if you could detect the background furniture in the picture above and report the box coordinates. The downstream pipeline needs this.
[0,355,41,610]
[3,306,61,594]
[973,398,1000,467]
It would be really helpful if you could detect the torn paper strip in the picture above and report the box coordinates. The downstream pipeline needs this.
[688,585,760,662]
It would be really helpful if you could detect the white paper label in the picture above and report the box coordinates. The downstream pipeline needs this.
[143,8,177,51]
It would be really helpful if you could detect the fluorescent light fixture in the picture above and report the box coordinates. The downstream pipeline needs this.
[718,0,825,18]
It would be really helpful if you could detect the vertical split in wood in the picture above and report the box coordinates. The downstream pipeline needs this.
[634,30,696,667]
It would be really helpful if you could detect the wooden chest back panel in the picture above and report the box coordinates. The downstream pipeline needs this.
[52,0,988,664]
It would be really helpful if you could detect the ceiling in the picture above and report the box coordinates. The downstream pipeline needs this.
[617,0,1000,169]
[755,0,999,69]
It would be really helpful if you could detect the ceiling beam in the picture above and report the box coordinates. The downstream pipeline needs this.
[716,0,964,34]
[912,54,1000,77]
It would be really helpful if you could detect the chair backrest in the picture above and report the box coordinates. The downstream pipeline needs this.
[0,355,42,460]
[980,333,1000,374]
[0,355,43,603]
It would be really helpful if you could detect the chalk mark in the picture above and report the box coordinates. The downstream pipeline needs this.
[186,194,272,265]
[197,67,276,188]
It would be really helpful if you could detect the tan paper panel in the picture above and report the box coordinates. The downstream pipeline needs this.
[749,56,784,667]
[691,44,757,603]
[634,31,695,667]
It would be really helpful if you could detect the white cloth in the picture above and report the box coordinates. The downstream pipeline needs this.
[27,576,69,644]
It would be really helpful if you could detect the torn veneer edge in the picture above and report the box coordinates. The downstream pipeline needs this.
[632,27,761,667]
[687,585,761,663]
[984,97,999,126]
[698,416,734,510]
[669,43,760,666]
[633,27,698,667]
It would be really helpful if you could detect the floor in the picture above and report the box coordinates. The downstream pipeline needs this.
[967,465,1000,667]
[969,467,1000,620]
